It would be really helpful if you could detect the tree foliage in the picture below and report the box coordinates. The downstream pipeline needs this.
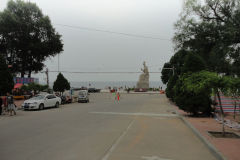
[174,0,240,75]
[0,0,63,77]
[181,71,240,135]
[174,73,212,115]
[182,52,206,73]
[21,83,49,93]
[169,49,189,76]
[162,0,240,125]
[161,62,172,84]
[53,73,70,94]
[161,50,210,115]
[165,75,178,100]
[0,55,14,95]
[161,49,189,84]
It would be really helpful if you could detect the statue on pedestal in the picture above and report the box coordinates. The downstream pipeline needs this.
[136,61,149,89]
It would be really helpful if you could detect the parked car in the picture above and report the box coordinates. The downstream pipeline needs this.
[79,87,88,90]
[88,88,101,93]
[60,95,72,104]
[22,94,61,110]
[78,90,89,103]
[60,91,72,104]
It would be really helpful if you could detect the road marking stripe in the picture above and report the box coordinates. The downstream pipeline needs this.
[101,119,135,160]
[141,155,173,160]
[90,112,178,117]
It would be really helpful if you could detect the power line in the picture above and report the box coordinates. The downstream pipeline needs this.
[47,71,162,74]
[54,23,171,41]
[45,64,161,71]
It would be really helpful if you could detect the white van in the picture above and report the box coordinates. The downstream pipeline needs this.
[78,90,89,103]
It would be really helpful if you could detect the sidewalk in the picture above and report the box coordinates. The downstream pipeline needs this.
[177,108,240,160]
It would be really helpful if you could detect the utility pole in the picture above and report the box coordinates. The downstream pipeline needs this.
[46,68,49,87]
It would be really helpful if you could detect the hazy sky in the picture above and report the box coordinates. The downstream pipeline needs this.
[0,0,183,83]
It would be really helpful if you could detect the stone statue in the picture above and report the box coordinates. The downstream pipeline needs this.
[136,61,149,89]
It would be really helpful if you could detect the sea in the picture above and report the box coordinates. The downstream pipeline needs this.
[48,81,165,89]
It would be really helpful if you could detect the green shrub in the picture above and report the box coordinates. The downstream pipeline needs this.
[161,62,172,84]
[174,74,212,116]
[21,83,49,94]
[166,75,178,100]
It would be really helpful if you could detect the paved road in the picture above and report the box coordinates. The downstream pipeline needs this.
[0,93,216,160]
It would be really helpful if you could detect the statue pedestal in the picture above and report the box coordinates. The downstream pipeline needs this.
[136,61,149,92]
[136,81,149,89]
[134,88,147,92]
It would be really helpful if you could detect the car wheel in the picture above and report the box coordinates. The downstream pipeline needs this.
[55,102,59,108]
[39,104,44,110]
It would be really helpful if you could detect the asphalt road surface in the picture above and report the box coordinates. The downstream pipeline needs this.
[0,93,217,160]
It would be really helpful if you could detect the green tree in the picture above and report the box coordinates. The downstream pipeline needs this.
[174,73,212,116]
[0,0,63,77]
[182,52,206,73]
[169,49,189,76]
[161,62,172,84]
[165,75,178,100]
[182,71,237,135]
[174,0,240,75]
[163,50,207,106]
[0,55,14,95]
[161,49,189,85]
[53,73,70,94]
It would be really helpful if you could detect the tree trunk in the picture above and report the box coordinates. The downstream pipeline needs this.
[28,70,31,78]
[21,62,25,78]
[21,71,25,78]
[216,91,225,136]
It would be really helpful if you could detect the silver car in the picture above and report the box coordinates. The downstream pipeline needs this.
[78,90,89,103]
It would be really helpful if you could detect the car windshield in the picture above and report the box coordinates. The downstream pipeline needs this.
[79,92,86,96]
[30,95,44,100]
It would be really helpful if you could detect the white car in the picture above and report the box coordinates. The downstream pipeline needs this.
[22,94,61,110]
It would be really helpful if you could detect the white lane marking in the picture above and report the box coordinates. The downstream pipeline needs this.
[101,119,135,160]
[90,112,178,117]
[141,155,172,160]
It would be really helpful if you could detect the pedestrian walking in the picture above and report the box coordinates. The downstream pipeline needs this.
[0,96,2,115]
[117,92,120,101]
[6,92,16,116]
[113,91,116,100]
[127,88,130,93]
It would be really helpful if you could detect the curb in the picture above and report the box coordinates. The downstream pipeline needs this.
[179,115,227,160]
